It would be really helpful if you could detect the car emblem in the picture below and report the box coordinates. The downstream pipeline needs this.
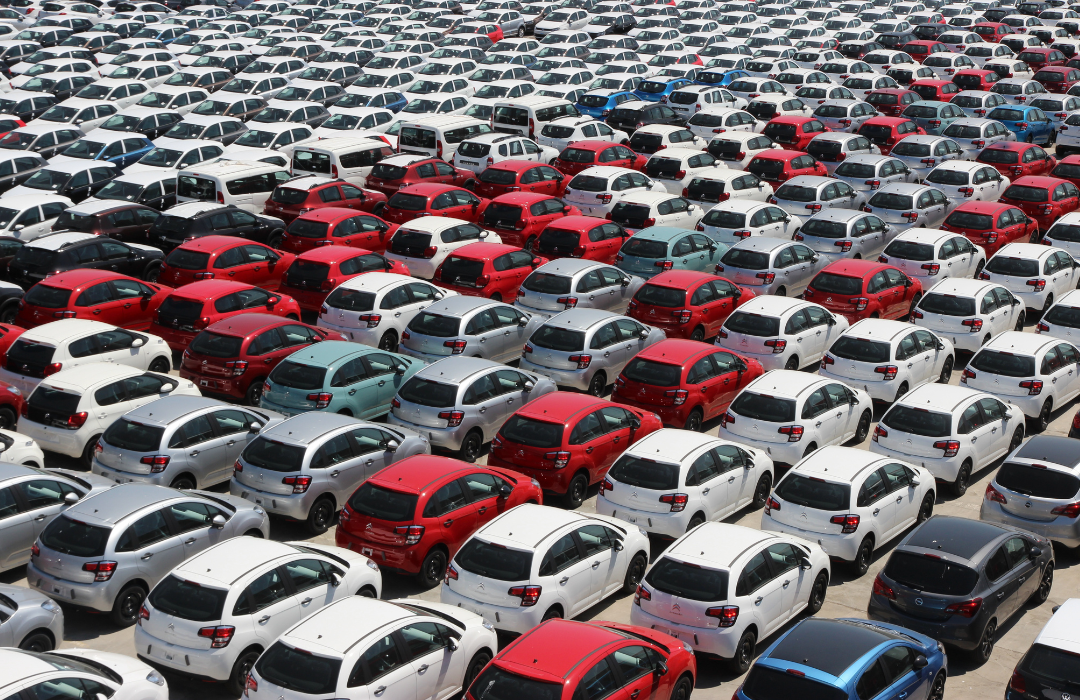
[800,512,807,519]
[632,491,638,499]
[915,598,924,606]
[994,378,999,384]
[202,360,207,365]
[751,423,758,431]
[741,337,747,345]
[826,297,832,302]
[1063,694,1071,700]
[476,582,485,591]
[649,309,654,315]
[168,623,174,630]
[1026,501,1032,508]
[366,522,372,530]
[671,603,681,614]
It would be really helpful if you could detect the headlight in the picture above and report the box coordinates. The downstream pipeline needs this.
[366,559,380,571]
[253,506,265,515]
[682,642,693,653]
[638,527,647,537]
[481,620,495,631]
[146,671,165,687]
[41,600,60,614]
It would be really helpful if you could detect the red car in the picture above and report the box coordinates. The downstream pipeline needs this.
[477,192,580,249]
[0,378,22,430]
[857,116,926,154]
[803,259,923,323]
[474,160,566,198]
[150,279,303,351]
[998,175,1080,231]
[535,215,629,263]
[552,140,647,176]
[457,21,502,42]
[973,22,1013,42]
[334,454,542,586]
[464,619,695,700]
[940,201,1038,257]
[0,323,25,360]
[1051,154,1080,188]
[433,242,546,302]
[1032,66,1080,93]
[612,338,763,430]
[1018,47,1068,69]
[279,246,410,312]
[158,236,295,292]
[15,270,169,331]
[902,40,950,62]
[488,392,662,506]
[179,313,341,404]
[383,184,488,225]
[909,78,961,102]
[263,176,389,223]
[866,88,921,117]
[975,141,1056,179]
[365,155,474,196]
[761,116,829,151]
[952,68,1001,91]
[626,270,754,341]
[278,207,397,255]
[746,149,828,187]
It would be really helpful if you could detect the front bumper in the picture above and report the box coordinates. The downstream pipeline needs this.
[760,512,861,561]
[629,605,737,657]
[980,500,1080,547]
[229,480,311,520]
[386,412,463,451]
[134,626,234,681]
[596,494,688,538]
[518,358,592,390]
[26,562,115,613]
[439,584,543,634]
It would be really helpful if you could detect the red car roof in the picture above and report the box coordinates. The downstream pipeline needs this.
[1035,66,1072,74]
[953,201,1016,215]
[984,141,1038,152]
[450,242,523,260]
[820,259,889,278]
[863,116,910,126]
[177,235,249,252]
[634,338,713,366]
[974,22,1008,28]
[903,40,945,48]
[1059,154,1080,166]
[169,279,256,300]
[768,116,818,125]
[397,183,466,197]
[293,246,374,264]
[1022,47,1056,56]
[648,270,715,289]
[751,149,804,161]
[294,206,367,223]
[954,68,996,76]
[514,392,608,422]
[546,215,607,231]
[565,140,623,152]
[491,192,561,206]
[497,620,627,681]
[367,455,475,494]
[37,269,133,290]
[910,79,954,87]
[203,313,296,338]
[1009,175,1069,189]
[870,88,919,96]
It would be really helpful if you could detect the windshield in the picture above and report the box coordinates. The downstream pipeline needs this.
[741,667,847,700]
[254,644,341,696]
[979,148,1019,164]
[325,287,376,312]
[522,272,571,295]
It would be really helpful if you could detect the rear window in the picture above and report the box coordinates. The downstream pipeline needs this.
[325,287,376,312]
[800,219,847,239]
[407,312,460,338]
[775,473,850,511]
[269,360,325,390]
[1021,644,1080,693]
[809,272,862,296]
[388,193,429,211]
[867,93,899,105]
[149,575,228,622]
[634,285,684,309]
[40,516,109,558]
[8,339,55,368]
[1044,302,1080,328]
[720,249,771,271]
[644,557,727,601]
[883,551,980,596]
[609,454,679,490]
[190,332,243,359]
[470,666,561,700]
[868,192,914,210]
[242,437,307,472]
[370,163,407,180]
[457,141,491,158]
[730,391,796,423]
[348,482,419,522]
[1003,185,1048,203]
[482,203,523,228]
[919,293,976,316]
[165,249,211,271]
[103,419,164,453]
[622,357,681,387]
[23,284,71,309]
[742,666,847,700]
[559,147,596,164]
[890,141,930,158]
[943,211,993,230]
[775,185,818,203]
[255,643,341,696]
[725,312,780,337]
[399,127,437,149]
[830,336,891,364]
[522,272,571,295]
[611,203,653,229]
[969,349,1035,378]
[455,538,532,581]
[986,256,1039,277]
[499,414,563,448]
[439,257,485,286]
[979,148,1019,164]
[398,376,457,408]
[881,405,952,437]
[287,219,330,239]
[996,462,1080,499]
[567,174,607,192]
[271,187,309,204]
[925,168,970,187]
[479,167,517,185]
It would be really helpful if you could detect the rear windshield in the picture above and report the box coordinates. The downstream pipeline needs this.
[522,272,571,295]
[800,219,847,239]
[568,175,607,192]
[809,273,862,296]
[40,516,109,558]
[730,391,796,423]
[287,219,330,239]
[979,148,1019,164]
[407,312,460,338]
[242,437,307,472]
[158,297,205,321]
[609,454,680,490]
[1003,185,1048,203]
[103,419,164,453]
[499,415,563,448]
[8,339,56,368]
[742,666,847,700]
[725,312,780,337]
[255,643,341,696]
[868,192,914,210]
[479,167,517,185]
[720,249,770,270]
[881,405,952,437]
[1044,303,1080,328]
[611,203,653,230]
[884,551,980,596]
[775,473,850,511]
[269,361,326,390]
[644,557,727,602]
[149,575,228,622]
[969,350,1035,377]
[271,187,309,205]
[634,285,683,308]
[925,168,969,187]
[986,256,1039,277]
[621,237,667,259]
[471,666,561,700]
[165,249,211,271]
[388,193,429,211]
[439,257,485,286]
[622,357,681,387]
[775,184,818,203]
[455,538,532,581]
[1021,644,1080,693]
[890,142,930,158]
[325,288,376,312]
[190,332,243,359]
[398,376,457,408]
[996,462,1080,499]
[835,162,876,179]
[530,325,584,352]
[348,482,419,522]
[23,285,71,309]
[830,336,890,364]
[371,163,407,180]
[943,211,992,230]
[919,293,976,316]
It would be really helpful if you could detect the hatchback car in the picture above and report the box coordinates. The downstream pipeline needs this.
[473,160,566,199]
[159,236,293,292]
[714,237,827,300]
[803,259,923,324]
[745,149,830,189]
[279,207,397,256]
[552,140,645,177]
[263,176,388,224]
[982,242,1080,315]
[857,116,927,154]
[383,183,487,226]
[15,270,169,332]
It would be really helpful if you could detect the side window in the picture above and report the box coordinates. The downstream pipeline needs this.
[687,449,721,486]
[608,647,655,686]
[985,546,1010,582]
[576,524,614,555]
[168,415,216,449]
[857,469,888,507]
[735,552,774,597]
[800,388,829,419]
[1003,536,1030,569]
[764,543,801,576]
[348,635,403,687]
[399,622,446,659]
[283,558,332,593]
[168,501,224,533]
[539,532,583,576]
[423,479,469,517]
[575,659,620,700]
[15,480,77,510]
[310,433,354,469]
[234,567,290,615]
[116,509,171,552]
[855,659,890,700]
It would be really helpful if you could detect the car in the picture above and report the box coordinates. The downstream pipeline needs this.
[909,77,963,102]
[1004,596,1080,699]
[627,124,702,155]
[953,68,1004,92]
[148,202,286,251]
[901,99,966,136]
[769,175,868,218]
[533,215,628,264]
[833,153,920,194]
[760,116,828,152]
[47,200,161,242]
[793,209,896,265]
[939,202,1036,261]
[866,88,922,117]
[278,207,397,256]
[983,242,1080,315]
[6,232,163,291]
[383,183,488,226]
[441,503,651,632]
[278,246,409,313]
[856,116,926,154]
[745,149,829,189]
[452,132,559,175]
[868,515,1054,664]
[606,98,686,135]
[27,483,269,626]
[0,581,64,650]
[714,237,828,301]
[1000,176,1080,235]
[733,616,947,700]
[552,140,645,177]
[0,648,169,700]
[473,160,567,199]
[477,193,579,251]
[614,225,718,280]
[516,258,641,320]
[696,200,800,248]
[987,103,1057,145]
[912,275,1027,354]
[15,270,169,332]
[364,154,473,197]
[561,166,664,218]
[158,236,294,292]
[262,175,388,224]
[803,259,923,324]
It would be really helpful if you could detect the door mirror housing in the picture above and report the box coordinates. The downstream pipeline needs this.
[395,364,406,375]
[621,276,630,287]
[523,380,534,391]
[140,290,154,300]
[384,439,400,452]
[799,557,812,570]
[131,337,146,348]
[64,491,80,505]
[498,483,512,498]
[613,539,624,552]
[330,572,342,587]
[908,477,920,488]
[1029,546,1043,560]
[913,654,929,671]
[638,328,649,339]
[654,661,668,676]
[248,421,262,433]
[447,636,459,652]
[211,514,227,529]
[267,296,279,306]
[629,416,642,430]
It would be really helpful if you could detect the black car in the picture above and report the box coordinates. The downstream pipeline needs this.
[983,7,1012,22]
[149,203,285,251]
[839,40,884,59]
[17,163,119,203]
[0,236,24,281]
[588,12,636,34]
[877,31,919,50]
[97,110,184,141]
[21,75,96,102]
[912,23,949,40]
[93,175,177,212]
[1017,0,1050,15]
[607,102,684,134]
[8,233,165,289]
[867,515,1055,664]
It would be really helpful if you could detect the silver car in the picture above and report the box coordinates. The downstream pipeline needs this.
[812,99,879,133]
[387,356,556,460]
[715,237,827,298]
[804,132,877,175]
[0,583,65,651]
[0,463,115,574]
[834,153,919,193]
[941,117,1017,159]
[888,134,964,177]
[91,396,287,491]
[795,209,897,263]
[520,308,665,395]
[770,175,868,218]
[27,484,270,627]
[862,182,957,232]
[515,258,644,320]
[230,412,429,534]
[951,89,1009,119]
[398,296,541,364]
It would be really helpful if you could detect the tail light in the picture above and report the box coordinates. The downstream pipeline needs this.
[359,313,381,328]
[821,354,835,368]
[705,606,740,627]
[1017,121,1029,131]
[508,585,542,606]
[756,272,775,284]
[962,318,983,332]
[391,398,401,409]
[1009,671,1026,695]
[721,411,734,426]
[225,360,247,376]
[921,262,940,275]
[921,158,936,167]
[673,309,692,323]
[443,339,467,354]
[139,604,149,621]
[1042,204,1054,215]
[933,440,960,457]
[958,187,974,198]
[66,412,88,429]
[234,460,242,473]
[874,365,898,380]
[975,108,986,116]
[764,338,786,353]
[43,363,62,377]
[794,233,804,242]
[557,296,578,309]
[140,455,170,473]
[438,410,465,427]
[901,211,919,221]
[862,204,873,212]
[866,179,881,189]
[985,483,1007,504]
[1037,321,1049,333]
[194,271,216,280]
[912,309,924,319]
[634,584,650,605]
[198,625,236,648]
[1027,278,1046,292]
[659,493,689,512]
[979,271,991,280]
[765,496,780,514]
[1051,502,1080,517]
[615,254,624,262]
[569,354,591,369]
[306,392,332,408]
[401,330,411,341]
[778,425,803,442]
[596,193,613,204]
[217,190,225,204]
[1012,165,1024,176]
[972,139,985,148]
[734,229,752,239]
[52,310,76,319]
[962,368,976,383]
[805,203,822,213]
[523,343,533,356]
[830,514,861,533]
[839,118,851,127]
[873,425,887,442]
[643,217,656,227]
[571,246,586,257]
[394,524,425,544]
[422,246,438,258]
[872,575,896,600]
[834,240,852,252]
[545,451,571,467]
[666,388,688,405]
[1020,379,1044,395]
[282,475,313,493]
[945,598,982,617]
[600,478,613,496]
[853,297,869,311]
[654,260,673,270]
[82,561,118,581]
[445,564,458,583]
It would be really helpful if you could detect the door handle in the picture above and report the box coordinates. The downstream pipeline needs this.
[348,389,356,395]
[93,309,101,314]
[630,692,640,700]
[331,470,340,477]
[124,303,132,308]
[1019,576,1025,583]
[815,421,822,427]
[783,580,790,588]
[479,407,486,413]
[418,664,429,674]
[141,553,154,560]
[997,592,1005,600]
[592,560,601,568]
[184,538,196,545]
[34,514,45,521]
[560,576,569,584]
[478,506,487,514]
[873,508,880,516]
[227,440,235,446]
[507,398,514,404]
[444,519,454,527]
[896,496,903,503]
[374,687,386,696]
[366,460,374,466]
[728,475,736,483]
[259,615,271,623]
[378,381,385,386]
[586,446,594,453]
[604,352,610,357]
[755,596,763,604]
[898,693,908,700]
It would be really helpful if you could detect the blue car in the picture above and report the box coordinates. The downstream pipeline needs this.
[987,104,1056,145]
[633,76,694,102]
[736,618,947,700]
[576,89,642,118]
[696,68,751,87]
[58,132,154,170]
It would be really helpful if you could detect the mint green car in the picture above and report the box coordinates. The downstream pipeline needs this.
[615,226,727,280]
[901,100,965,135]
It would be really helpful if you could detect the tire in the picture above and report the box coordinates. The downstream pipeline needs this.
[1042,293,1054,316]
[268,230,283,249]
[564,472,589,509]
[587,371,606,397]
[952,460,972,497]
[81,435,101,469]
[337,408,352,416]
[751,472,772,509]
[170,474,196,490]
[356,586,377,598]
[148,356,170,373]
[463,650,493,695]
[907,293,922,320]
[372,202,386,217]
[1009,425,1025,453]
[542,606,562,621]
[458,429,483,463]
[305,497,335,535]
[1031,563,1054,605]
[244,529,263,538]
[143,264,160,283]
[417,548,447,589]
[938,356,954,384]
[669,675,693,700]
[853,410,872,443]
[683,408,703,432]
[286,314,299,321]
[463,179,477,192]
[490,292,502,302]
[686,513,705,532]
[775,286,786,297]
[0,406,15,431]
[917,492,934,524]
[379,330,397,352]
[730,630,756,674]
[807,570,829,615]
[226,649,261,697]
[18,632,53,652]
[0,302,16,324]
[1015,311,1026,331]
[622,551,647,594]
[894,381,909,403]
[110,584,146,628]
[851,536,874,577]
[784,355,799,371]
[972,619,996,665]
[928,671,946,700]
[803,442,817,459]
[689,325,705,342]
[245,378,264,406]
[1033,398,1053,433]
[524,235,537,253]
[974,260,984,278]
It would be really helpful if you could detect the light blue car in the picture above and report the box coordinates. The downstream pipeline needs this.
[900,100,966,135]
[987,104,1057,145]
[615,226,727,279]
[57,131,154,170]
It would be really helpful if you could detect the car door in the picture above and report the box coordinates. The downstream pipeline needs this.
[461,470,512,531]
[802,306,835,361]
[401,621,463,700]
[168,411,226,485]
[763,542,806,624]
[882,461,921,538]
[824,381,859,442]
[109,278,159,330]
[541,529,594,616]
[238,564,302,646]
[167,500,231,559]
[283,556,345,618]
[0,486,34,570]
[576,523,622,598]
[685,447,730,519]
[123,508,187,577]
[487,306,530,363]
[346,632,416,700]
[607,646,664,700]
[462,372,508,439]
[908,329,941,386]
[977,397,1013,460]
[738,549,786,636]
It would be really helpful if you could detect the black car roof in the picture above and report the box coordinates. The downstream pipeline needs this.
[1012,435,1080,469]
[770,618,889,677]
[904,515,1007,560]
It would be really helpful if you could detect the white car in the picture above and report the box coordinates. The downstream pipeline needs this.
[17,363,200,465]
[813,99,880,133]
[940,118,1016,160]
[888,135,965,178]
[984,243,1080,315]
[1039,289,1080,342]
[440,503,650,634]
[562,165,664,217]
[597,429,775,538]
[642,148,722,196]
[833,154,919,193]
[685,107,759,140]
[698,200,802,247]
[0,648,168,700]
[684,168,772,211]
[316,272,454,349]
[126,137,224,173]
[820,318,955,402]
[794,209,897,263]
[962,331,1080,430]
[0,319,173,397]
[879,227,986,283]
[769,175,868,218]
[964,43,1016,68]
[719,370,873,466]
[921,51,977,79]
[913,277,1025,353]
[610,190,704,232]
[925,161,1010,206]
[628,124,705,153]
[0,194,72,240]
[706,131,779,170]
[537,115,620,151]
[744,95,811,125]
[817,58,876,84]
[762,446,936,575]
[871,383,1026,496]
[451,133,559,174]
[245,597,498,700]
[724,77,789,103]
[630,523,830,671]
[383,217,501,280]
[135,537,382,695]
[228,122,318,158]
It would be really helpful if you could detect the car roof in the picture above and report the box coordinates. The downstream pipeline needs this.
[647,269,715,289]
[416,356,506,383]
[175,537,303,585]
[542,307,620,331]
[27,232,97,251]
[822,258,888,277]
[796,445,894,482]
[260,411,368,447]
[634,338,714,367]
[745,368,827,399]
[768,618,899,678]
[65,483,180,526]
[902,514,1009,560]
[532,258,605,276]
[900,382,984,412]
[984,329,1056,356]
[496,619,630,681]
[514,391,606,423]
[1011,434,1080,469]
[730,236,792,254]
[845,317,920,343]
[478,502,594,550]
[282,597,415,655]
[1033,598,1080,655]
[667,522,781,569]
[369,454,482,494]
[122,394,239,427]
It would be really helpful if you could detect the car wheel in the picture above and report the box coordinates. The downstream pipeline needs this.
[110,584,146,628]
[226,649,261,697]
[686,513,705,532]
[730,631,756,674]
[0,407,15,431]
[0,302,16,325]
[170,474,196,490]
[928,672,946,700]
[356,586,377,598]
[974,260,984,278]
[490,292,502,302]
[1009,425,1024,453]
[1034,398,1053,433]
[143,264,160,283]
[372,202,386,217]
[379,330,398,352]
[417,547,447,588]
[81,435,101,469]
[906,293,922,320]
[938,356,954,384]
[894,381,909,403]
[587,371,606,397]
[268,230,283,248]
[622,551,647,594]
[245,378,264,406]
[951,460,972,498]
[148,357,170,373]
[973,620,996,664]
[852,536,874,577]
[807,570,829,615]
[1014,311,1026,331]
[18,632,53,652]
[683,408,703,432]
[1042,293,1054,316]
[689,325,705,342]
[516,26,524,37]
[305,497,335,535]
[542,606,562,621]
[669,676,693,700]
[464,650,493,693]
[751,472,772,510]
[524,235,537,253]
[784,355,799,371]
[458,429,483,463]
[564,472,589,509]
[853,410,872,443]
[775,285,786,297]
[1032,563,1054,605]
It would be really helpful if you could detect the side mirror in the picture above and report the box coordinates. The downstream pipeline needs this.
[523,380,534,391]
[140,290,154,300]
[913,654,929,671]
[654,661,669,676]
[131,337,146,347]
[434,292,445,300]
[395,364,406,375]
[447,636,459,651]
[909,477,920,488]
[12,224,22,231]
[211,514,227,529]
[64,491,80,505]
[621,276,630,287]
[479,230,488,238]
[1030,546,1043,560]
[904,278,912,287]
[385,439,400,452]
[531,257,541,267]
[330,572,342,587]
[629,416,641,430]
[638,328,649,339]
[267,296,279,305]
[613,539,624,552]
[1013,297,1021,305]
[248,421,262,433]
[498,483,512,498]
[799,557,812,570]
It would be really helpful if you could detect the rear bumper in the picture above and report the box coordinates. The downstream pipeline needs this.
[26,562,115,613]
[257,395,311,418]
[229,480,311,520]
[133,627,233,681]
[717,426,804,465]
[335,527,423,573]
[609,391,687,427]
[629,605,737,657]
[439,584,542,634]
[280,286,329,312]
[916,326,984,353]
[178,370,246,399]
[980,501,1080,547]
[760,513,861,561]
[91,457,168,486]
[867,441,963,481]
[16,419,84,458]
[596,494,689,537]
[1013,287,1051,312]
[487,454,571,494]
[819,367,897,402]
[386,412,463,451]
[315,318,380,345]
[518,358,592,391]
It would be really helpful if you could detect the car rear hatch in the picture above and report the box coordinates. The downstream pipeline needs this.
[605,454,682,513]
[156,296,207,332]
[482,202,524,233]
[494,415,565,471]
[768,472,852,535]
[724,392,796,445]
[881,550,979,622]
[4,338,56,380]
[537,227,582,257]
[639,556,729,630]
[827,337,893,382]
[97,418,166,475]
[321,285,377,330]
[283,259,331,292]
[388,228,434,259]
[263,360,328,411]
[143,575,229,649]
[964,350,1035,398]
[344,482,420,547]
[392,376,458,429]
[184,332,245,379]
[437,256,486,288]
[25,383,82,429]
[721,311,781,355]
[876,405,955,458]
[518,271,573,313]
[234,435,307,495]
[448,537,533,607]
[993,461,1080,523]
[35,516,109,585]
